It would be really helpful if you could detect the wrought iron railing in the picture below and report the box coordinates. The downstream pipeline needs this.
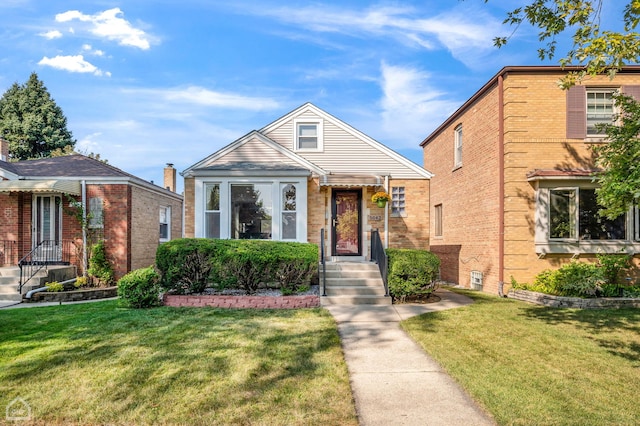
[0,240,17,266]
[320,228,327,296]
[370,229,389,296]
[18,240,75,294]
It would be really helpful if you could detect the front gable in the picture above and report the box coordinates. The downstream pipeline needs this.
[260,103,432,179]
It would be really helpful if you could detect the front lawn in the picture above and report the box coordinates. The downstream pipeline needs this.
[402,289,640,425]
[0,301,357,425]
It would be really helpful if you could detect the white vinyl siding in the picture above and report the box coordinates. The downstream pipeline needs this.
[265,111,428,179]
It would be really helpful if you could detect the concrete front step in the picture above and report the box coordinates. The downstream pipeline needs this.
[321,295,391,305]
[321,261,390,305]
[325,285,386,296]
[0,293,23,302]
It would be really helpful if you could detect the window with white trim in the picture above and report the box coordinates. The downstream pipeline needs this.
[281,184,297,240]
[586,89,616,136]
[454,124,463,168]
[294,119,323,151]
[159,206,171,241]
[88,197,103,229]
[549,188,627,241]
[391,186,405,216]
[205,184,220,239]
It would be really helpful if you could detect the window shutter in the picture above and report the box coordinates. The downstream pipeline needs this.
[621,85,640,100]
[566,85,586,139]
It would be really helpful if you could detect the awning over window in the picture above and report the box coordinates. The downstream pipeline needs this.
[319,174,383,187]
[0,179,81,195]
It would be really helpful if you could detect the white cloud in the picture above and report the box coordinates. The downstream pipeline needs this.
[40,30,62,40]
[38,55,110,77]
[125,86,280,111]
[378,62,459,147]
[55,7,151,50]
[245,4,502,68]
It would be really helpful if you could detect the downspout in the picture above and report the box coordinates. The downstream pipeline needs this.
[25,277,78,299]
[384,175,389,249]
[498,74,506,296]
[82,180,88,277]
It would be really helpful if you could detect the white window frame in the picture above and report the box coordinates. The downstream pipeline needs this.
[454,124,463,168]
[194,177,308,242]
[534,181,640,254]
[204,183,221,239]
[391,186,406,217]
[293,119,323,152]
[159,206,171,242]
[586,88,616,137]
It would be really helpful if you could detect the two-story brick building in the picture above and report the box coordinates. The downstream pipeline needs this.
[422,66,640,293]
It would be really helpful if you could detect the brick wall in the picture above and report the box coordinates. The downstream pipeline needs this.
[0,193,19,265]
[130,185,183,271]
[163,294,320,309]
[424,83,502,292]
[85,184,130,280]
[184,177,195,237]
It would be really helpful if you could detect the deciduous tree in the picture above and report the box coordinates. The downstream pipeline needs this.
[490,1,640,87]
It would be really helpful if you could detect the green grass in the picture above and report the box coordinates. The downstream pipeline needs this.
[0,301,357,425]
[402,289,640,426]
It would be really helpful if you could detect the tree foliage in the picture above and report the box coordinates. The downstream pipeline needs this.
[593,93,640,219]
[0,72,75,160]
[490,1,640,88]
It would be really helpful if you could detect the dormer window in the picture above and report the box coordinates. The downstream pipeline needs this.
[294,119,323,151]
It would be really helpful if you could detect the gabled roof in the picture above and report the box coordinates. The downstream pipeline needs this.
[182,130,327,176]
[262,102,432,178]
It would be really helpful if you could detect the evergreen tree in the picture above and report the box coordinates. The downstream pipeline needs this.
[0,72,76,160]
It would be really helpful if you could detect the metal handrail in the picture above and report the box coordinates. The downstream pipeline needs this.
[18,240,75,294]
[370,229,389,296]
[320,228,326,296]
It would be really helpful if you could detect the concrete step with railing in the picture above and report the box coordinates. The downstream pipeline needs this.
[320,261,391,305]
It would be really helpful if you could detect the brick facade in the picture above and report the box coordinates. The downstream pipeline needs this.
[424,67,640,293]
[184,177,195,238]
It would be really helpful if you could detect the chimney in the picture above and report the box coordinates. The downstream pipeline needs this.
[164,163,176,192]
[0,138,8,161]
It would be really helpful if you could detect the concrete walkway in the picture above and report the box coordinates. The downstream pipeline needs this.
[326,288,495,426]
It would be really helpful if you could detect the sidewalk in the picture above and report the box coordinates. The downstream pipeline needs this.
[325,289,495,426]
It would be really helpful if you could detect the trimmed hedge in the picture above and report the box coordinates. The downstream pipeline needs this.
[386,248,440,303]
[117,266,162,308]
[156,238,318,294]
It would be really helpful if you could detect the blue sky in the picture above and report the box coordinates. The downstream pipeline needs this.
[0,1,625,193]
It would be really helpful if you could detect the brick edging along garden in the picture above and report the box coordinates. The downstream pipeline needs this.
[163,294,320,309]
[508,289,640,309]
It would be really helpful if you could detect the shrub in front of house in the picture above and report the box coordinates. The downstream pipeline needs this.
[386,248,440,303]
[88,241,115,286]
[156,238,318,295]
[117,266,162,308]
[513,255,638,298]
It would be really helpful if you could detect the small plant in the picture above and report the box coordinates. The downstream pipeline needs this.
[46,281,64,292]
[88,241,114,286]
[596,253,631,285]
[117,266,162,308]
[530,261,605,297]
[371,191,390,203]
[74,276,88,288]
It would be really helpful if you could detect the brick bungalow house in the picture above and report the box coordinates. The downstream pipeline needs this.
[0,139,183,284]
[422,66,640,294]
[182,102,432,259]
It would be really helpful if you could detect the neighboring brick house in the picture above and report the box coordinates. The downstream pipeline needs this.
[182,103,432,259]
[0,144,183,281]
[422,66,640,294]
